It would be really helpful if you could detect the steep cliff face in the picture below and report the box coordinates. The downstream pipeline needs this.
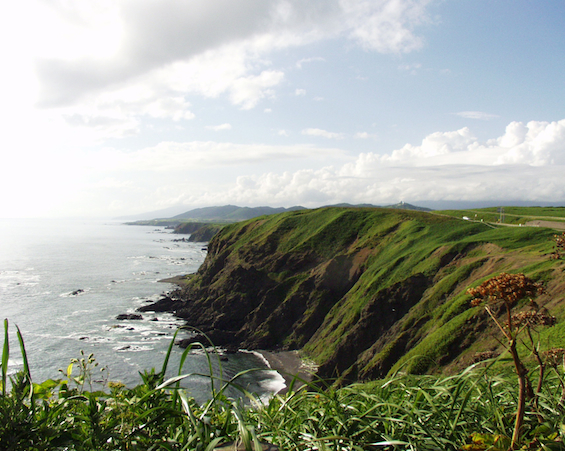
[171,207,564,383]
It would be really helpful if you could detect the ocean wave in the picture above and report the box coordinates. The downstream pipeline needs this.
[113,344,154,352]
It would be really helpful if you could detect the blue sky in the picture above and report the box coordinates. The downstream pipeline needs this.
[1,0,565,218]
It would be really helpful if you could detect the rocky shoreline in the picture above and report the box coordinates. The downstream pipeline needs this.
[139,285,316,394]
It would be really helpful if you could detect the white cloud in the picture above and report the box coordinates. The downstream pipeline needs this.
[296,57,326,68]
[456,111,499,120]
[193,119,565,208]
[7,115,565,217]
[206,123,232,131]
[10,1,565,217]
[302,128,345,139]
[229,70,285,109]
[373,119,565,167]
[295,88,307,96]
[381,128,478,163]
[32,0,433,111]
[141,97,196,121]
[354,132,377,139]
[340,0,432,53]
[398,62,422,74]
[92,141,346,172]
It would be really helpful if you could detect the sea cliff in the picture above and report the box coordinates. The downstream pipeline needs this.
[144,206,565,384]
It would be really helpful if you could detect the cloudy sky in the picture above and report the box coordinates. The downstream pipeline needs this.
[2,0,565,218]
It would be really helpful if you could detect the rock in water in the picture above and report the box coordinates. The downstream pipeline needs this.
[116,313,143,320]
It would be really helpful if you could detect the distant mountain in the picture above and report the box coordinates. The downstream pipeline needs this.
[173,205,306,221]
[325,203,380,209]
[124,202,432,224]
[384,202,433,212]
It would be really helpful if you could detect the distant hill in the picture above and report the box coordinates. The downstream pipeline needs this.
[172,203,432,221]
[384,202,432,212]
[125,202,432,226]
[172,205,306,221]
[324,203,380,209]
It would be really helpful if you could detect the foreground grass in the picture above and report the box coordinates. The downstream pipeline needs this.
[2,325,565,450]
[2,366,565,450]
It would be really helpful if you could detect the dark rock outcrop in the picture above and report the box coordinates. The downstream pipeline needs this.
[137,294,186,313]
[116,313,143,320]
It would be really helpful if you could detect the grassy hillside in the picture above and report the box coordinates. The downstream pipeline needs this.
[174,206,565,383]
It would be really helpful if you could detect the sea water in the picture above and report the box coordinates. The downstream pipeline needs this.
[0,218,284,402]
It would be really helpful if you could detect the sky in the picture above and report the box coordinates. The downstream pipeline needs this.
[1,0,565,218]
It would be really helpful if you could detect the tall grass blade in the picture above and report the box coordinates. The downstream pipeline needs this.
[15,325,30,380]
[16,324,34,404]
[2,318,9,396]
[159,327,180,384]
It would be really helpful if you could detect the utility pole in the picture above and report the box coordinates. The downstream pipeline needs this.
[498,207,505,223]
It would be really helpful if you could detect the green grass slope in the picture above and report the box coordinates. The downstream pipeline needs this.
[176,206,565,384]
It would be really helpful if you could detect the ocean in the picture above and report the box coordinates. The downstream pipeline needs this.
[0,218,284,402]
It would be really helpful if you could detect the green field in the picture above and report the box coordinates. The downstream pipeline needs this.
[436,206,565,227]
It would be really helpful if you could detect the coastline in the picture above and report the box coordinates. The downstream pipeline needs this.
[257,350,316,394]
[156,275,316,395]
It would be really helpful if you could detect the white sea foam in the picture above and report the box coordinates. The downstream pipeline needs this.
[248,351,287,395]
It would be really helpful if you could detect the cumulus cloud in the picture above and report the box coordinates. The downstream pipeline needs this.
[185,119,565,208]
[380,128,478,164]
[41,118,565,216]
[295,88,307,96]
[34,0,433,111]
[302,128,345,139]
[375,119,565,167]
